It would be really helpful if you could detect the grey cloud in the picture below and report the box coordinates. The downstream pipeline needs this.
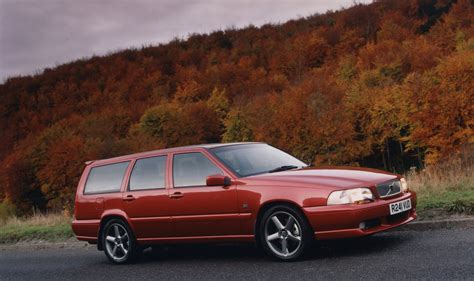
[0,0,370,82]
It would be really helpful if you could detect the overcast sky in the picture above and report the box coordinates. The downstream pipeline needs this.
[0,0,371,82]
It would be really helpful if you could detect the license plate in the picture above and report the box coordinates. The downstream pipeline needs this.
[389,199,412,215]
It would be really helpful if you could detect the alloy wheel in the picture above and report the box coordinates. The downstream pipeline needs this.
[104,223,130,263]
[264,211,302,258]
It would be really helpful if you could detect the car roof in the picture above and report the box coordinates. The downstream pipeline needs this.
[87,142,263,166]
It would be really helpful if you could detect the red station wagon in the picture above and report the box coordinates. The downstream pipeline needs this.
[72,142,417,263]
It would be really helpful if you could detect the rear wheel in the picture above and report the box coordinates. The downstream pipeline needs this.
[102,219,138,264]
[259,205,312,261]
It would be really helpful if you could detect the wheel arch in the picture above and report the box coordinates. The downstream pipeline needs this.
[97,211,132,251]
[254,199,313,245]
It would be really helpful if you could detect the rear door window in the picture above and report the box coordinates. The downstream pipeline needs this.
[129,156,167,191]
[84,162,130,194]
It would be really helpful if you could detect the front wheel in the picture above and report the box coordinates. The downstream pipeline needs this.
[259,205,313,261]
[102,219,138,264]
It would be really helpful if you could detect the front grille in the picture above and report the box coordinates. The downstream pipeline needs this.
[376,179,402,198]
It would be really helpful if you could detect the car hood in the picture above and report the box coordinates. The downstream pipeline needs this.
[242,167,398,190]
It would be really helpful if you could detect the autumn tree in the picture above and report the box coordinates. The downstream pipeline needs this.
[406,49,474,164]
[222,109,254,142]
[0,0,471,213]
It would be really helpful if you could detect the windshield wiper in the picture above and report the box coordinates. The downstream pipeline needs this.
[268,165,299,173]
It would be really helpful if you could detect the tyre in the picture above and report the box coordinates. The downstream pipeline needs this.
[258,205,313,261]
[102,219,139,264]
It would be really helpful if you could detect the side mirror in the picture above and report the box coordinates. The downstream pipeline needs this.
[206,174,231,187]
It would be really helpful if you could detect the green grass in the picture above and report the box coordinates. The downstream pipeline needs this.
[0,213,73,244]
[407,153,474,218]
[0,223,73,244]
[417,188,474,214]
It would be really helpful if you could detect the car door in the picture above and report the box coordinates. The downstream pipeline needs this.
[169,151,239,237]
[122,155,173,238]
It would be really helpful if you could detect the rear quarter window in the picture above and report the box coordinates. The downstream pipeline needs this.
[84,161,130,194]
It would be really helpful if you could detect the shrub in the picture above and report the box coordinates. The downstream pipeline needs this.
[0,200,17,225]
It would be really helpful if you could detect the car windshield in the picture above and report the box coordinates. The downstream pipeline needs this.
[210,143,307,177]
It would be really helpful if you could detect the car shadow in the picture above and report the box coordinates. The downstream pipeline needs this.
[135,232,413,264]
[308,232,412,259]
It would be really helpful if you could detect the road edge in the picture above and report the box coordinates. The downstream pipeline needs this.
[392,217,474,232]
[0,238,91,251]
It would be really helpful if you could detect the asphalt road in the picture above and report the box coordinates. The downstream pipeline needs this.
[1,228,473,281]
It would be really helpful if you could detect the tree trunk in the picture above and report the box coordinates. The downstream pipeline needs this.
[382,147,387,171]
[385,139,392,172]
[399,141,405,173]
[416,147,424,169]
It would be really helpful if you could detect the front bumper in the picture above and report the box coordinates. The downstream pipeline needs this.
[303,191,417,240]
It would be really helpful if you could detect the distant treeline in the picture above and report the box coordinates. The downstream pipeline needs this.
[0,0,472,214]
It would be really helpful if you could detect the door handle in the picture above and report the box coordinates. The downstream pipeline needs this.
[123,195,135,202]
[169,192,183,199]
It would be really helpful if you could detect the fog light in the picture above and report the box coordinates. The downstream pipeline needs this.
[359,219,381,230]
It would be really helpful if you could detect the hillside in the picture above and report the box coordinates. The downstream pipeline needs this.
[0,0,473,213]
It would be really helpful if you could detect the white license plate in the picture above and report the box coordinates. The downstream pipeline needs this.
[389,199,412,215]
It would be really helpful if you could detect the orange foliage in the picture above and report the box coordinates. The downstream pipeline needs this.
[0,0,472,213]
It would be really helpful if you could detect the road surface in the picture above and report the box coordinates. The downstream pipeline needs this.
[1,228,473,280]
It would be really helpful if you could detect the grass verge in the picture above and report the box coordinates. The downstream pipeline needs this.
[416,189,474,213]
[407,149,474,218]
[0,213,73,244]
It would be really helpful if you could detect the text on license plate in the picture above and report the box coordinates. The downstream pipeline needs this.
[389,199,412,215]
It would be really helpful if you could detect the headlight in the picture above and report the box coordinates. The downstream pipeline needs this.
[327,188,374,205]
[400,178,409,193]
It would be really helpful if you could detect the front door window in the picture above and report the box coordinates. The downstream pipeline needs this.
[173,153,222,187]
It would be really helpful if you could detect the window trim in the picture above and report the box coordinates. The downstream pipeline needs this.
[127,155,168,192]
[83,161,131,195]
[171,152,224,189]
